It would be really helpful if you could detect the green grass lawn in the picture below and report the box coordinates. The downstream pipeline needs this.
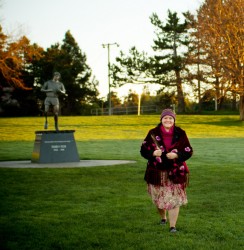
[0,115,244,250]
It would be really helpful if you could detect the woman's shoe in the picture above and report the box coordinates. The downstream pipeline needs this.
[169,227,177,233]
[160,219,167,225]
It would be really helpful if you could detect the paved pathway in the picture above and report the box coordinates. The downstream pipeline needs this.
[0,160,136,168]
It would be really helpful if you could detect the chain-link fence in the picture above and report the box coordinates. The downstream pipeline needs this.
[91,105,162,115]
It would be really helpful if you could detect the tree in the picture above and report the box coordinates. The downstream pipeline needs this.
[111,47,152,86]
[111,11,191,113]
[0,25,99,116]
[35,31,99,115]
[184,12,208,112]
[0,25,42,90]
[149,10,190,113]
[196,0,244,119]
[0,25,44,116]
[123,89,139,107]
[155,89,177,109]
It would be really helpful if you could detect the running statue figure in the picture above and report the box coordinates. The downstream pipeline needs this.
[41,72,65,131]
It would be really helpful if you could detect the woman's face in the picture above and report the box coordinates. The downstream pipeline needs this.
[161,115,174,129]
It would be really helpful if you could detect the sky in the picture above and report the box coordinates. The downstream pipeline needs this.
[1,0,204,98]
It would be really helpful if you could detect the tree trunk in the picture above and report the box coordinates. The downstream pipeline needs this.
[218,96,225,110]
[175,70,185,113]
[215,77,220,111]
[240,95,244,121]
[214,96,218,111]
[231,93,237,111]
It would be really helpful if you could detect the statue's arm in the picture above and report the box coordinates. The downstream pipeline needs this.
[59,83,66,94]
[41,82,52,92]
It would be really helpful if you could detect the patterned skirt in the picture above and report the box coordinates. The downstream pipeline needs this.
[147,171,187,210]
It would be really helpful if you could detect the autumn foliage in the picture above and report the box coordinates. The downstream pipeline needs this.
[0,26,43,90]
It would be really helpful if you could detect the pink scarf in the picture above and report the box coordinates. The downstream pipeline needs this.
[160,125,174,151]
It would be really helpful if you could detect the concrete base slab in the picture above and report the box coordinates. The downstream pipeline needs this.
[0,160,136,168]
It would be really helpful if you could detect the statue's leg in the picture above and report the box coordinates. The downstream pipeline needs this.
[54,114,58,131]
[44,104,49,129]
[53,104,59,131]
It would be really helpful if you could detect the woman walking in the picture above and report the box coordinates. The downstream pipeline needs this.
[140,109,193,233]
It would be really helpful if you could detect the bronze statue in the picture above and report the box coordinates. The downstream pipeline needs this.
[41,72,65,131]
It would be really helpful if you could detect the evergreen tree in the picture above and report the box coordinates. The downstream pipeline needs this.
[36,31,99,115]
[111,11,190,113]
[149,10,190,113]
[111,47,151,86]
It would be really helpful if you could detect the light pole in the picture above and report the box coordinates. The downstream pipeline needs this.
[102,42,119,115]
[137,86,143,116]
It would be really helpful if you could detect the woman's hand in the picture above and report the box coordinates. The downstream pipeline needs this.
[153,149,162,157]
[166,152,178,160]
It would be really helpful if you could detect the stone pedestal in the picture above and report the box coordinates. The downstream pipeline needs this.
[31,130,80,163]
